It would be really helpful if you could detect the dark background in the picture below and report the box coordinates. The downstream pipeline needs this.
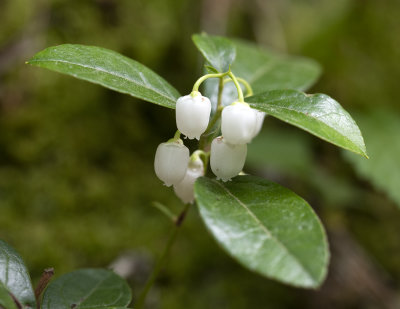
[1,0,400,308]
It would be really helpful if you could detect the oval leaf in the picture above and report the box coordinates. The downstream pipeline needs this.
[204,38,321,106]
[0,240,36,308]
[194,175,329,288]
[232,39,321,92]
[0,282,18,309]
[41,269,131,309]
[246,90,368,157]
[192,33,236,73]
[27,44,180,109]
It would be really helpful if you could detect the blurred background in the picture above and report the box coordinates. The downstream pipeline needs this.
[1,0,400,308]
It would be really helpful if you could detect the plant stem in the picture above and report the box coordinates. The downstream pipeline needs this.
[173,130,181,140]
[223,77,253,97]
[35,268,54,309]
[192,72,228,93]
[135,203,191,309]
[198,77,224,151]
[217,76,224,109]
[228,71,244,102]
[151,201,177,222]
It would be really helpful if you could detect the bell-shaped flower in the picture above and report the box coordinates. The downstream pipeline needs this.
[221,102,258,145]
[210,136,247,182]
[154,140,189,187]
[176,92,211,140]
[173,156,204,204]
[252,111,266,138]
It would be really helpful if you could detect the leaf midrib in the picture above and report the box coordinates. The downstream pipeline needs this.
[212,179,317,284]
[28,58,177,103]
[58,272,120,308]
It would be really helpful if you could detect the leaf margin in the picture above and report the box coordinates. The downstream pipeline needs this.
[194,175,330,289]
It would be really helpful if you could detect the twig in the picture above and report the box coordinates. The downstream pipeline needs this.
[34,268,54,308]
[135,203,191,309]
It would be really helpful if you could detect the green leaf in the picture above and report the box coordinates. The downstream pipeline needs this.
[232,39,321,92]
[27,44,180,109]
[194,175,329,288]
[0,240,36,308]
[204,38,321,106]
[192,33,236,73]
[41,268,131,309]
[246,90,367,157]
[343,109,400,208]
[0,282,18,309]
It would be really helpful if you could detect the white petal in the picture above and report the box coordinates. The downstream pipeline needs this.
[210,137,247,181]
[252,110,266,138]
[173,158,204,204]
[176,94,211,140]
[221,104,257,145]
[154,142,189,186]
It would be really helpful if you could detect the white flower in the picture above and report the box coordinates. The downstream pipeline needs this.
[154,141,189,187]
[210,136,247,181]
[252,111,266,138]
[173,157,204,204]
[176,92,211,140]
[221,102,258,145]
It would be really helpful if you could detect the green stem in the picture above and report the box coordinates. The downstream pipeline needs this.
[151,201,177,222]
[228,71,244,102]
[198,77,224,151]
[136,203,191,309]
[217,76,224,108]
[173,130,181,140]
[167,130,182,143]
[236,78,253,97]
[192,72,228,93]
[223,77,253,97]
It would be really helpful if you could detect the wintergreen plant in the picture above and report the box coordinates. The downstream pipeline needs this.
[0,33,368,308]
[0,240,132,309]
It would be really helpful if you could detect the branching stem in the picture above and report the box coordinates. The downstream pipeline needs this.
[224,77,253,97]
[136,203,191,309]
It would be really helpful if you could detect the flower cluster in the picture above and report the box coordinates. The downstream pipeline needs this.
[154,72,264,204]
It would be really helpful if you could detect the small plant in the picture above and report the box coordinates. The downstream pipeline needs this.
[0,33,367,308]
[0,240,132,309]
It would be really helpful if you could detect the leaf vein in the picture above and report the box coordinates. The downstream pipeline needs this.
[212,179,316,283]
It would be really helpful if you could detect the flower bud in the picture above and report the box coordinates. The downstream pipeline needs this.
[154,141,189,187]
[252,111,266,138]
[176,93,211,140]
[210,136,247,181]
[221,103,258,145]
[173,157,204,204]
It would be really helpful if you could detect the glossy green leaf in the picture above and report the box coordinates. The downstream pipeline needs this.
[343,109,400,208]
[0,282,18,309]
[246,90,367,157]
[192,33,236,72]
[41,269,131,309]
[194,175,329,288]
[204,38,321,106]
[0,240,36,308]
[27,44,180,109]
[232,39,321,92]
